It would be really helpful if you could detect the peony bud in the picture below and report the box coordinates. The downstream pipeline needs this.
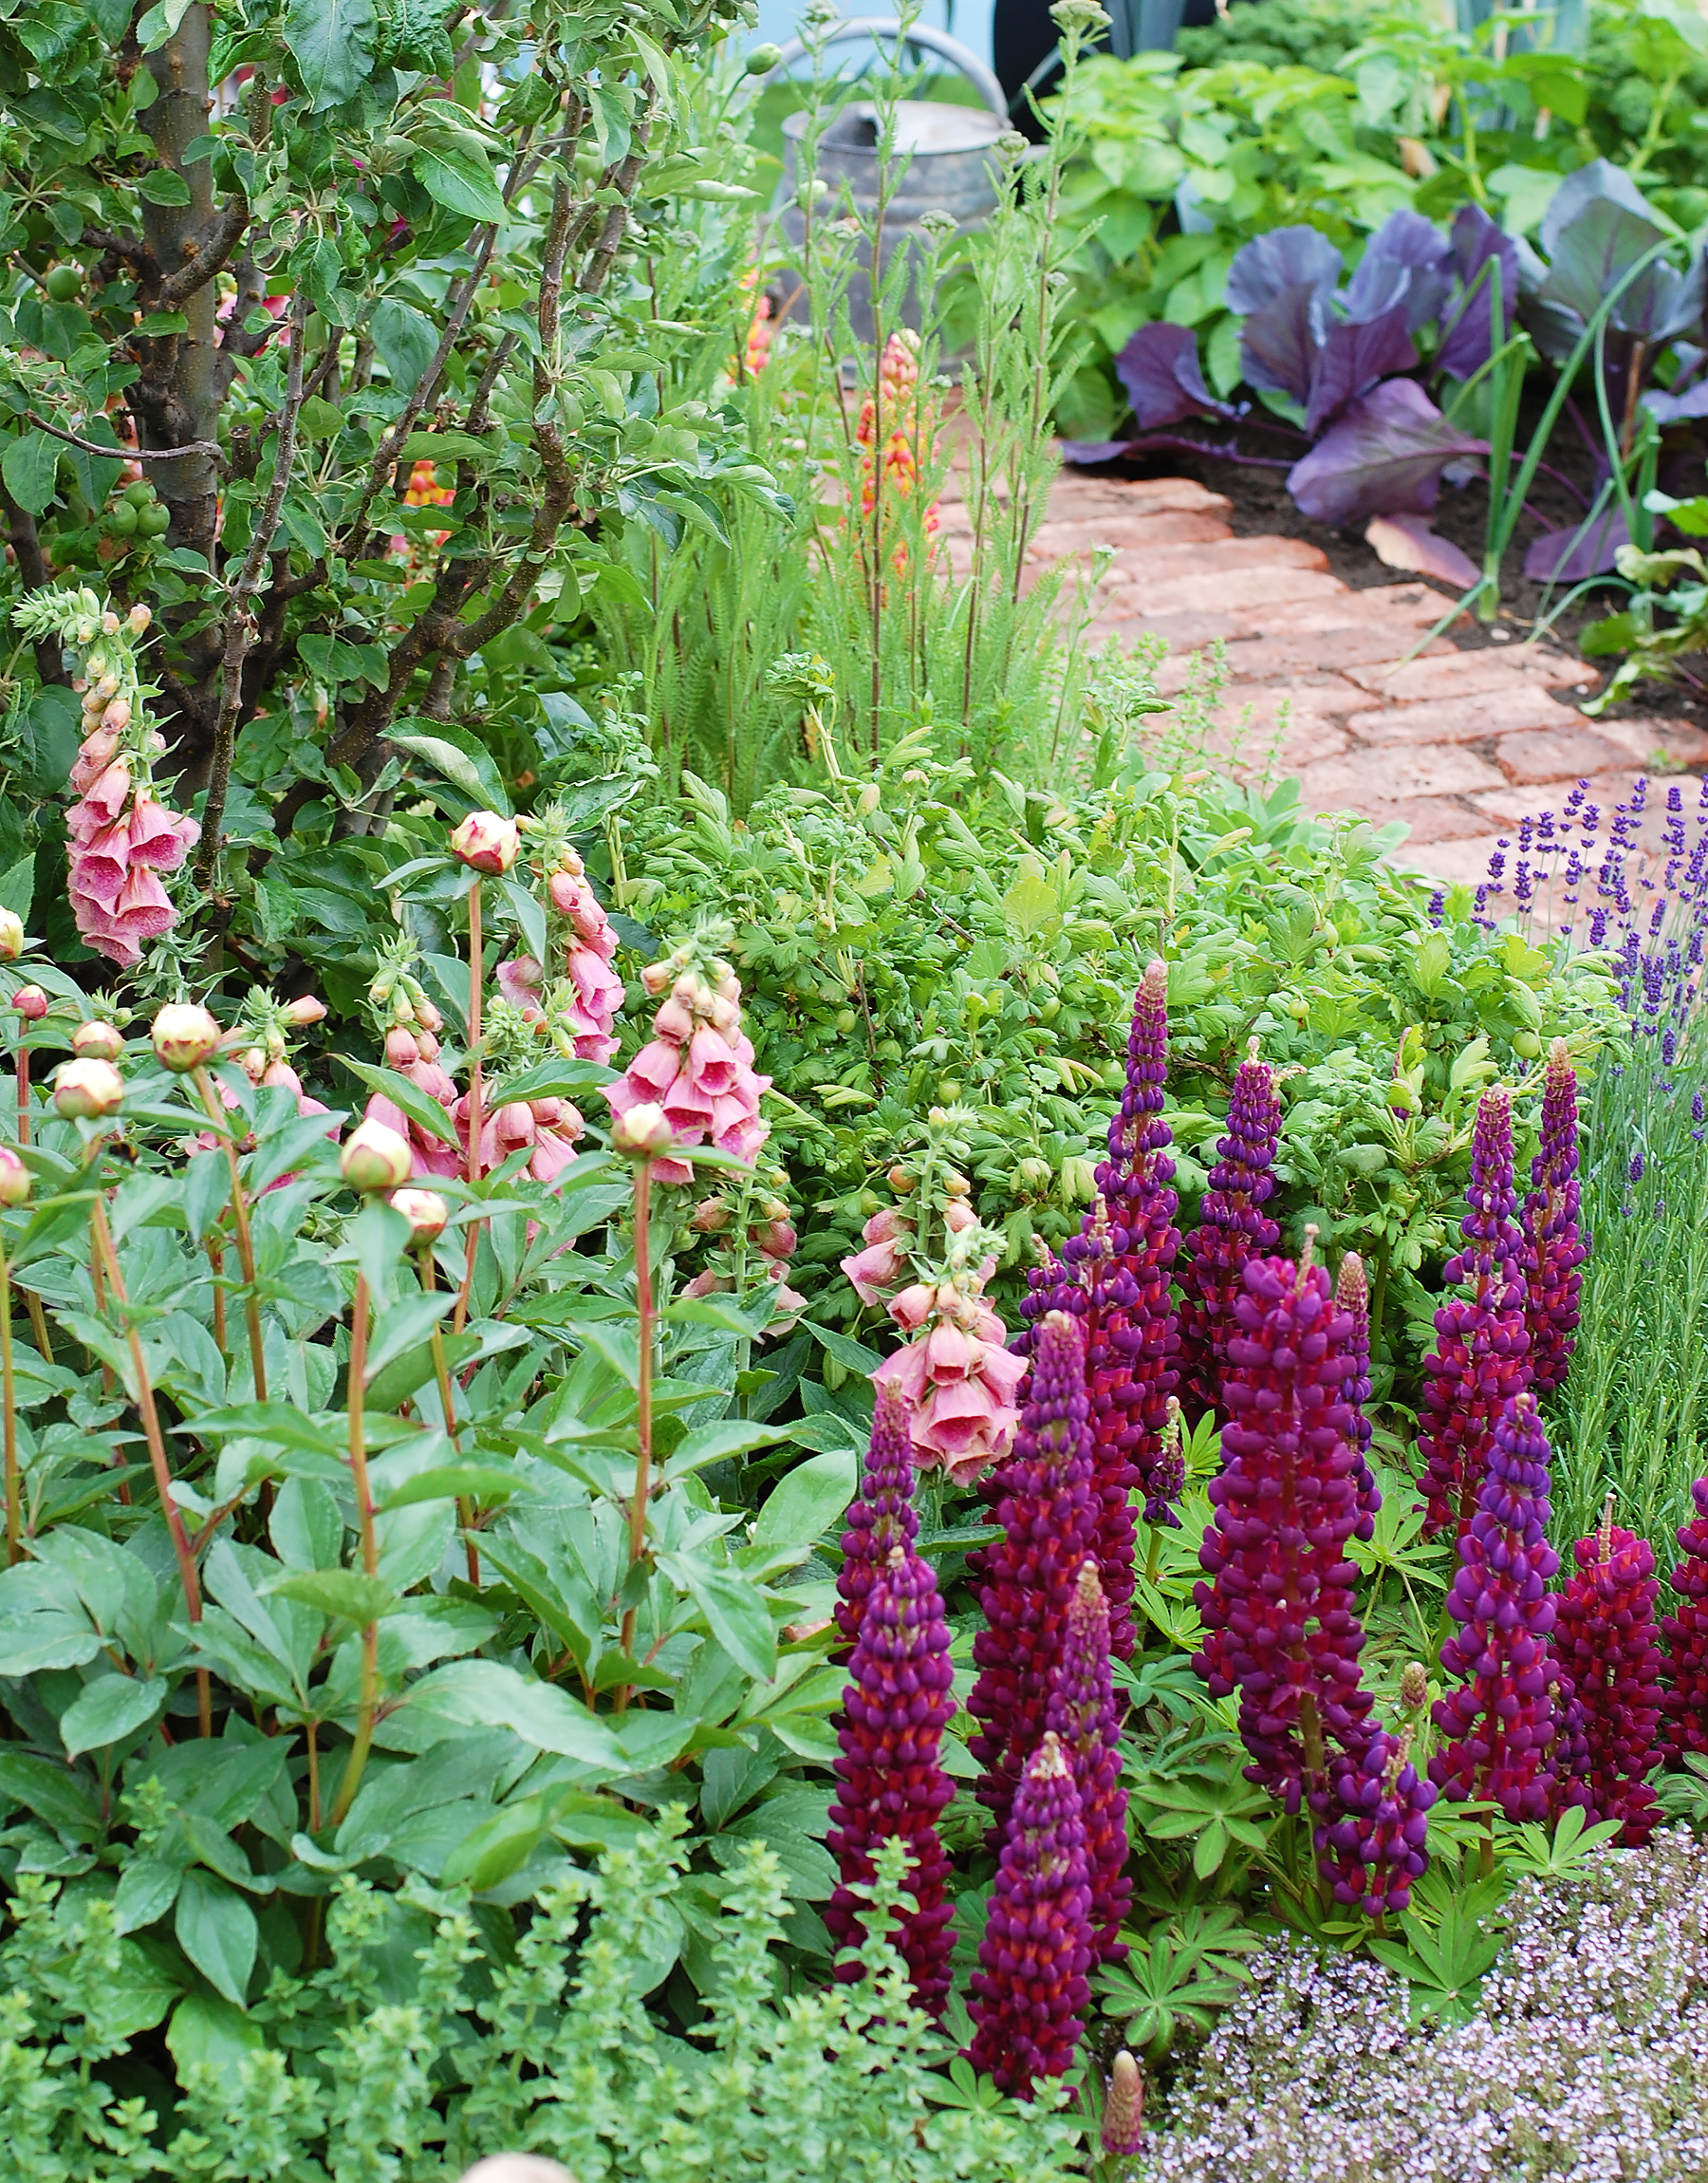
[449,810,520,875]
[12,986,47,1022]
[282,994,327,1027]
[392,1187,449,1241]
[340,1117,413,1193]
[0,910,23,961]
[610,1102,677,1158]
[0,1147,30,1207]
[151,1002,222,1073]
[70,1020,122,1061]
[53,1057,123,1119]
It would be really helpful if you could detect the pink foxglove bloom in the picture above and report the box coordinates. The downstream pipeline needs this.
[968,1311,1099,1840]
[603,962,769,1188]
[842,1205,909,1307]
[965,1732,1094,2099]
[826,1543,956,2019]
[453,1089,585,1185]
[871,1278,1027,1483]
[66,782,197,968]
[547,851,623,1065]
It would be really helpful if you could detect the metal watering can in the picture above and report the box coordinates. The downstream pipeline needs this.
[766,18,1011,346]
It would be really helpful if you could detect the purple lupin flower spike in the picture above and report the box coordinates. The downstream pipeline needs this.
[1417,1084,1531,1539]
[826,1543,956,2016]
[1661,1477,1708,1764]
[968,1311,1100,1843]
[1192,1241,1374,1811]
[1177,1042,1281,1423]
[1045,1559,1131,1964]
[1430,1390,1560,1822]
[1312,1726,1435,1918]
[1336,1251,1380,1535]
[966,1729,1094,2099]
[1520,1038,1586,1395]
[833,1380,921,1655]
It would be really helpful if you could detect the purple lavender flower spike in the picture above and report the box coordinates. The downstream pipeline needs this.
[826,1544,957,2016]
[1178,1042,1282,1425]
[1520,1038,1586,1396]
[966,1730,1094,2099]
[1313,1726,1436,1918]
[1431,1391,1560,1822]
[834,1380,921,1655]
[1193,1243,1374,1812]
[1417,1085,1531,1539]
[1046,1559,1132,1964]
[968,1311,1100,1842]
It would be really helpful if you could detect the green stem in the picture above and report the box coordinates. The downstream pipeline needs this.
[2,1257,17,1565]
[192,1066,267,1400]
[420,1239,477,1585]
[455,876,484,1339]
[330,1269,378,1826]
[616,1158,656,1707]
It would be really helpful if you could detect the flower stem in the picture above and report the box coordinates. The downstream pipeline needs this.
[2,1257,19,1565]
[207,1235,227,1354]
[330,1268,379,1826]
[15,1045,28,1147]
[22,1289,50,1365]
[454,877,484,1339]
[89,1196,210,1733]
[617,1158,656,1702]
[192,1066,267,1400]
[419,1239,477,1585]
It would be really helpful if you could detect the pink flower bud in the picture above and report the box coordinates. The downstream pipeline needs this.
[53,1057,124,1118]
[414,997,442,1035]
[0,1147,30,1207]
[610,1102,676,1157]
[691,1196,733,1232]
[385,1026,420,1069]
[151,1002,221,1073]
[449,810,520,874]
[71,1020,122,1060]
[12,986,47,1022]
[0,911,23,961]
[640,960,673,997]
[101,699,131,735]
[392,1187,449,1241]
[283,995,326,1027]
[340,1117,413,1192]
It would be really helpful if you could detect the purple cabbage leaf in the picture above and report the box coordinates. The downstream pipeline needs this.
[1114,322,1239,429]
[1288,380,1489,526]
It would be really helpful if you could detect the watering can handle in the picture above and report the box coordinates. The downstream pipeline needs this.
[758,17,1010,121]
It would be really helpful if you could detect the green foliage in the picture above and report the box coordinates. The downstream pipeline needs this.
[0,1827,1082,2176]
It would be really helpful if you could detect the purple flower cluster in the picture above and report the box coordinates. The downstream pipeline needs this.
[1431,1391,1560,1821]
[1417,1086,1532,1539]
[1045,1559,1131,1964]
[968,1311,1100,1841]
[1313,1726,1436,1918]
[1551,1508,1664,1846]
[833,1380,919,1655]
[826,1542,957,2014]
[1177,1045,1281,1424]
[1336,1249,1380,1526]
[1193,1251,1374,1809]
[1662,1477,1708,1764]
[1520,1038,1585,1394]
[966,1730,1094,2099]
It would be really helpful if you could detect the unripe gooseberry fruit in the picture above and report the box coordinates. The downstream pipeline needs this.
[45,263,84,301]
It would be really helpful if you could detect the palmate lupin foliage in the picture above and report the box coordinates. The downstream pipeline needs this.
[834,1381,920,1655]
[965,1731,1094,2101]
[968,1313,1099,1841]
[1431,1392,1561,1822]
[1192,1249,1375,1811]
[1044,1560,1131,1964]
[826,1544,957,2018]
[1520,1038,1586,1394]
[1417,1085,1532,1539]
[1177,1043,1281,1423]
[1662,1477,1708,1763]
[1015,961,1183,1658]
[1551,1502,1664,1846]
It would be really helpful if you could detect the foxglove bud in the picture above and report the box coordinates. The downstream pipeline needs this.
[150,1002,221,1073]
[282,994,327,1027]
[53,1057,123,1118]
[449,810,520,874]
[340,1117,413,1193]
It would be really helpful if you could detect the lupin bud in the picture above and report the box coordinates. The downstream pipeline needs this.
[1102,2049,1145,2159]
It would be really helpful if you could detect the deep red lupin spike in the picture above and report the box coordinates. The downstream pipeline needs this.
[1662,1476,1708,1764]
[1045,1559,1131,1962]
[1520,1037,1586,1395]
[833,1379,920,1655]
[1550,1498,1664,1845]
[1177,1041,1281,1423]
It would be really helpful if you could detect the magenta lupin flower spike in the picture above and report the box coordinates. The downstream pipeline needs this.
[1313,1726,1436,1917]
[1178,1044,1281,1422]
[1550,1499,1663,1846]
[1417,1084,1531,1539]
[1430,1390,1560,1822]
[1336,1252,1380,1532]
[1045,1560,1131,1963]
[1192,1245,1373,1811]
[968,1311,1100,1843]
[833,1381,921,1655]
[1661,1477,1708,1763]
[965,1730,1094,2099]
[825,1544,957,2017]
[1520,1038,1586,1395]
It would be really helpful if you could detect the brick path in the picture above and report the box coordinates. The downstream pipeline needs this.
[1030,468,1708,888]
